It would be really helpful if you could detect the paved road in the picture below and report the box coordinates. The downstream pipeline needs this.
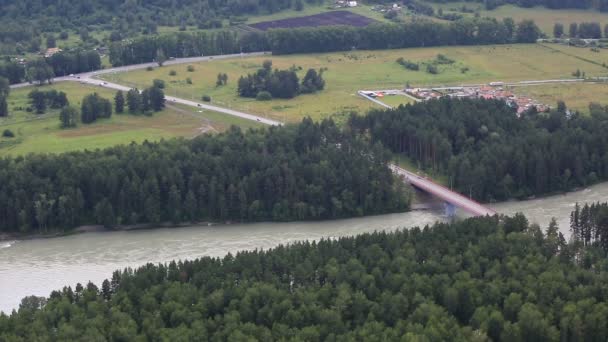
[10,52,281,126]
[390,165,496,217]
[8,52,496,213]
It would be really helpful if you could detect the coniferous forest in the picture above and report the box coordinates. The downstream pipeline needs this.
[349,98,608,202]
[2,214,608,341]
[0,118,411,234]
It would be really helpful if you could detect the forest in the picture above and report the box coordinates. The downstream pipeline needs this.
[348,98,608,201]
[2,213,608,340]
[0,118,410,234]
[571,202,608,252]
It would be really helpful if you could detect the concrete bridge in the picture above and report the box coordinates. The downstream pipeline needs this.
[390,165,496,217]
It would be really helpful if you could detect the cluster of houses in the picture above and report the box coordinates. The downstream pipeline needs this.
[405,84,550,115]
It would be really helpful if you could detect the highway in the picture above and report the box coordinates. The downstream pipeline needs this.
[390,165,496,217]
[9,52,281,126]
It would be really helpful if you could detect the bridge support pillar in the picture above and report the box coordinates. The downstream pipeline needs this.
[444,202,456,219]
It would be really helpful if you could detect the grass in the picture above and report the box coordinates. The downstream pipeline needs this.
[510,82,608,113]
[431,2,608,37]
[377,95,414,108]
[0,82,263,156]
[101,43,608,122]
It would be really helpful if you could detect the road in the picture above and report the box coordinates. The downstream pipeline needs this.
[390,165,496,217]
[9,52,495,214]
[9,52,281,126]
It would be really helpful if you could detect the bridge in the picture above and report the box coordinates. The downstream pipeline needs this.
[390,165,496,217]
[11,53,496,218]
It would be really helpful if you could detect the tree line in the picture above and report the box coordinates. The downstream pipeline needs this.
[237,60,325,100]
[0,76,8,117]
[553,21,608,38]
[0,50,101,85]
[0,118,410,234]
[266,17,540,54]
[108,17,540,65]
[571,202,608,253]
[422,0,608,11]
[4,213,608,340]
[348,98,608,202]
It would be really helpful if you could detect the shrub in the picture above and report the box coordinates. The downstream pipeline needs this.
[202,95,211,102]
[396,57,419,71]
[461,67,470,74]
[146,66,154,71]
[435,54,455,64]
[187,65,195,72]
[186,78,192,84]
[426,64,439,74]
[256,91,272,101]
[2,129,14,138]
[153,79,165,89]
[169,70,177,76]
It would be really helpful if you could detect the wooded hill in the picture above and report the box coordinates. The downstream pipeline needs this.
[0,118,411,234]
[2,214,608,340]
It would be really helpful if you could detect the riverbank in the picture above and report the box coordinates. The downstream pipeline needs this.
[0,221,221,242]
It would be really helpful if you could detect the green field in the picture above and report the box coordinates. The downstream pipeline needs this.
[101,44,608,122]
[0,82,262,156]
[432,2,608,37]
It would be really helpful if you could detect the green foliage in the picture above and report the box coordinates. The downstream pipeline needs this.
[59,106,78,128]
[28,89,68,114]
[81,93,112,124]
[0,119,409,233]
[153,79,165,89]
[201,95,211,102]
[349,98,608,201]
[169,70,177,76]
[2,129,14,137]
[187,65,195,72]
[396,57,420,71]
[4,215,608,340]
[255,91,272,101]
[114,90,125,114]
[570,202,608,252]
[216,73,228,87]
[238,61,300,99]
[300,68,325,94]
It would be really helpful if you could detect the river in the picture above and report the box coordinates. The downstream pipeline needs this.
[1,182,608,314]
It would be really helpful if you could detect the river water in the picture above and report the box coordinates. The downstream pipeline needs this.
[1,182,608,314]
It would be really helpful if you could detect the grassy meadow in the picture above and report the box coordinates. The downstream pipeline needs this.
[101,44,608,122]
[431,2,608,36]
[0,82,262,156]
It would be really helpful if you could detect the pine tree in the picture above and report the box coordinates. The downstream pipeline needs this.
[115,90,125,113]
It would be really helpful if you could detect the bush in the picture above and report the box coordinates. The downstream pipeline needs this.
[146,66,154,71]
[153,79,165,89]
[202,95,211,102]
[59,31,69,40]
[187,65,195,72]
[186,78,192,84]
[396,57,419,71]
[426,64,439,74]
[2,129,14,138]
[169,70,177,76]
[256,91,272,101]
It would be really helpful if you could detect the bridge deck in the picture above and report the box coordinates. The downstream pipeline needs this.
[390,165,496,217]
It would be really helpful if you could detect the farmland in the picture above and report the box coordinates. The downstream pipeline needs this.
[100,43,608,122]
[0,83,262,156]
[247,10,376,30]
